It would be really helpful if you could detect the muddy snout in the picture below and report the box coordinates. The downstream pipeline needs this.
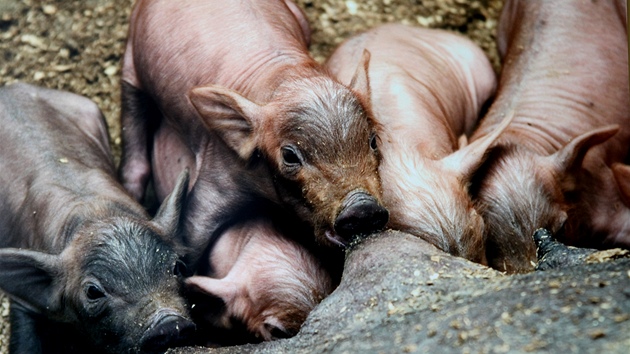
[139,310,196,353]
[334,190,389,241]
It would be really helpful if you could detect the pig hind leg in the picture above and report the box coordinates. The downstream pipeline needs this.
[119,82,161,202]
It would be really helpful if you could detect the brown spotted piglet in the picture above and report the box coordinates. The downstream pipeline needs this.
[119,0,388,269]
[468,0,629,273]
[0,83,194,354]
[325,23,505,264]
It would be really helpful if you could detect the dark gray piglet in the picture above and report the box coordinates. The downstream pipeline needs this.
[0,83,194,354]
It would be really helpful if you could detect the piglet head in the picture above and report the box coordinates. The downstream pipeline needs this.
[473,124,619,273]
[187,274,331,341]
[189,51,388,247]
[387,112,515,264]
[0,171,195,353]
[185,218,334,341]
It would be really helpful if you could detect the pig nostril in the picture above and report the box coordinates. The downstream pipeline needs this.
[140,314,196,353]
[334,193,389,238]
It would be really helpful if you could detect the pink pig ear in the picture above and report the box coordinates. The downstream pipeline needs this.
[347,49,371,101]
[188,85,266,160]
[441,110,514,185]
[612,163,630,207]
[185,275,239,304]
[548,125,619,176]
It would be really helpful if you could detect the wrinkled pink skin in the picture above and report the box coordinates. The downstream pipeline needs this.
[186,217,333,341]
[470,0,629,273]
[119,0,385,266]
[325,24,499,263]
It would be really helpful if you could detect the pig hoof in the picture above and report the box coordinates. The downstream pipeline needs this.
[533,228,597,271]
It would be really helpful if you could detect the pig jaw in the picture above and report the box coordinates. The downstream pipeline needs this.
[63,218,194,353]
[474,147,568,273]
[264,77,388,247]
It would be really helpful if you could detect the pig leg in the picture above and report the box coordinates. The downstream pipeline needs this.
[119,81,159,202]
[9,301,42,354]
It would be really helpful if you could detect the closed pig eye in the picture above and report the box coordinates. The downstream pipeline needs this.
[281,145,302,167]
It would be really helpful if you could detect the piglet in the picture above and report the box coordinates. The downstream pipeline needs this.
[469,0,629,273]
[325,23,505,263]
[185,216,333,342]
[0,83,194,354]
[119,0,388,268]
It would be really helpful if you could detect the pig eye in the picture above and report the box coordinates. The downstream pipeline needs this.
[264,322,292,339]
[369,133,378,151]
[281,145,302,167]
[173,260,188,277]
[85,283,106,301]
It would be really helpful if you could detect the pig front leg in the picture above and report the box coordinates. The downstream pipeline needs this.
[9,301,43,354]
[119,81,157,202]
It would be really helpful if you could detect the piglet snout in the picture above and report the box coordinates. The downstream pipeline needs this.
[334,190,389,240]
[140,312,196,353]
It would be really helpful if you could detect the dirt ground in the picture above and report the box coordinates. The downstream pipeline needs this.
[0,0,503,351]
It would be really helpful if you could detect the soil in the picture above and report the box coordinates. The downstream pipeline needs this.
[0,0,503,352]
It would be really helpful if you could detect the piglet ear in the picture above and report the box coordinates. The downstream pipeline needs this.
[441,110,514,185]
[185,276,238,305]
[0,249,62,315]
[189,85,265,160]
[549,125,619,175]
[348,49,371,100]
[152,168,189,239]
[612,163,630,207]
